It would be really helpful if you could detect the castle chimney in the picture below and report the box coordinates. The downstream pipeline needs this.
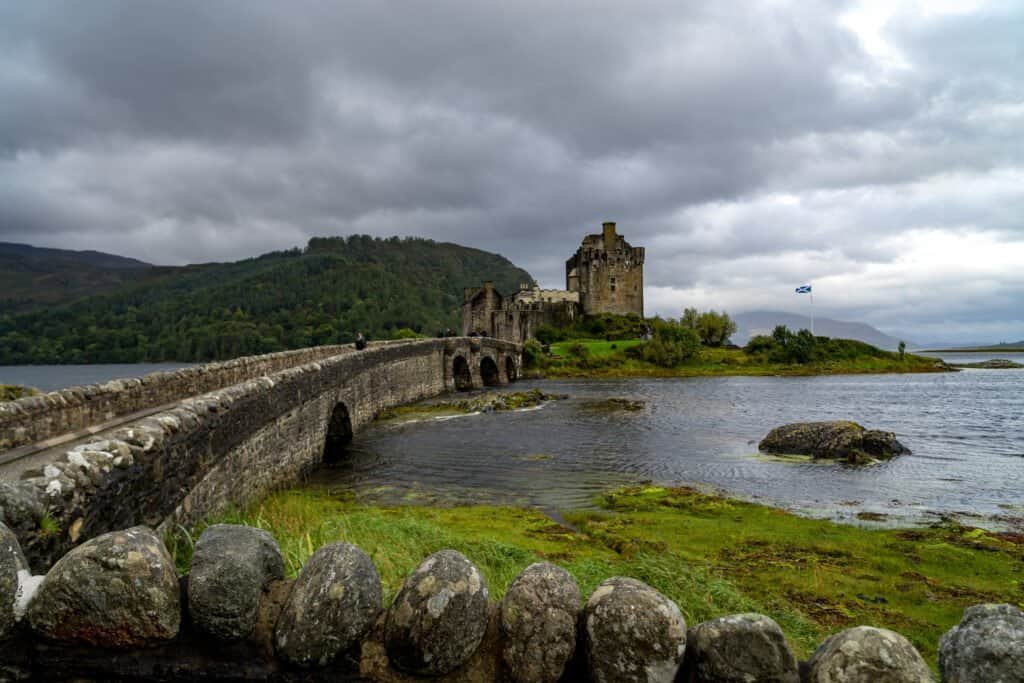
[602,222,617,251]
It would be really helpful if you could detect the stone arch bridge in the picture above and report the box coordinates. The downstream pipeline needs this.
[0,338,520,568]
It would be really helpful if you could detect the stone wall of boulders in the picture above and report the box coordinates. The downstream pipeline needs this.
[0,345,351,453]
[0,339,520,570]
[1,521,1020,682]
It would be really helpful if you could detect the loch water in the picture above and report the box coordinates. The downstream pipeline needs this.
[308,366,1024,526]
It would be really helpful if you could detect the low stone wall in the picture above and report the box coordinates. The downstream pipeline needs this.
[0,339,520,569]
[0,345,350,453]
[2,521,1019,682]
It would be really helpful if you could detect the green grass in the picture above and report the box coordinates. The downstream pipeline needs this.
[535,339,945,378]
[550,339,643,358]
[0,384,38,401]
[174,486,1023,669]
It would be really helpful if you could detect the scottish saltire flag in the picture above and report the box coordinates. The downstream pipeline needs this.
[795,285,812,294]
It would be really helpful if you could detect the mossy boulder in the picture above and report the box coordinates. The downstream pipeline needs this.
[684,613,798,682]
[758,421,909,464]
[384,549,489,675]
[27,526,180,648]
[806,626,931,682]
[274,542,382,667]
[501,562,581,683]
[583,576,687,682]
[0,522,28,640]
[939,603,1024,682]
[187,524,285,640]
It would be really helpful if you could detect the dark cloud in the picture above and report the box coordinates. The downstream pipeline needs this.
[0,0,1021,342]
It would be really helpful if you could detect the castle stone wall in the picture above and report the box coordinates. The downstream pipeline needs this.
[566,222,645,317]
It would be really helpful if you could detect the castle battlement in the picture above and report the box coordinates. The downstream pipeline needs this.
[566,222,644,318]
[463,221,644,341]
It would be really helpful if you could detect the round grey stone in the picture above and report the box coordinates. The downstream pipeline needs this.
[501,562,581,683]
[27,526,180,647]
[187,524,284,640]
[384,549,490,675]
[0,481,44,530]
[939,603,1024,683]
[0,521,29,639]
[274,542,382,667]
[687,613,798,682]
[807,626,931,682]
[584,576,687,683]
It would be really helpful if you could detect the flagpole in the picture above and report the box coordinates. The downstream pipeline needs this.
[810,289,814,336]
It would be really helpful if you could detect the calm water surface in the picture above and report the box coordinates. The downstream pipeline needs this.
[0,363,196,392]
[309,368,1024,525]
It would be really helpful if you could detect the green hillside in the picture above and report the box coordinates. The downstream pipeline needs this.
[0,236,531,364]
[0,241,156,313]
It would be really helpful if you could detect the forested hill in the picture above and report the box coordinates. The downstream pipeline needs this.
[0,236,532,364]
[0,242,155,312]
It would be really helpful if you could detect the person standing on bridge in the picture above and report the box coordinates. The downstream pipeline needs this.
[355,332,367,350]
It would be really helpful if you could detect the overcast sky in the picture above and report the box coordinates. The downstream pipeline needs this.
[1,1,1021,343]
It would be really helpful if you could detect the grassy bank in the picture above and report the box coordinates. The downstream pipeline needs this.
[172,486,1022,667]
[534,340,947,378]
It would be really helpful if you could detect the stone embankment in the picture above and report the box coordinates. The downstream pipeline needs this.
[759,421,910,465]
[1,520,1020,682]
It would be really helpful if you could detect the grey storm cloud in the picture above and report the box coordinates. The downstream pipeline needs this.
[0,0,1021,343]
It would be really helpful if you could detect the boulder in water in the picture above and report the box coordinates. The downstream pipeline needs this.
[759,421,909,464]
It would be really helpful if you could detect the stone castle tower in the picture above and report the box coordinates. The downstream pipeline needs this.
[565,222,645,317]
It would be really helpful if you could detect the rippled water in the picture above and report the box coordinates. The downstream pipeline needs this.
[308,368,1024,525]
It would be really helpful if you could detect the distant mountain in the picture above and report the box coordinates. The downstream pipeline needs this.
[0,236,532,364]
[0,242,155,312]
[732,311,912,350]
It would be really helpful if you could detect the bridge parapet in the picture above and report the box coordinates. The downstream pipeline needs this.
[0,345,353,454]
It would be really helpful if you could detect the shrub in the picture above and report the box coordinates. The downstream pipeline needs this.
[632,320,701,367]
[522,339,544,368]
[534,325,566,345]
[744,334,775,355]
[566,341,590,359]
[391,327,421,339]
[695,310,737,346]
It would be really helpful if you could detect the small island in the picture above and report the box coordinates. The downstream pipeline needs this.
[518,314,947,379]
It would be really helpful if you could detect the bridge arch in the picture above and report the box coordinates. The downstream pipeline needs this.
[480,356,500,386]
[505,356,516,382]
[452,355,473,391]
[323,401,353,464]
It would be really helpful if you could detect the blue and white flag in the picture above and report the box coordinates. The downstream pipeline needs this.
[795,284,812,294]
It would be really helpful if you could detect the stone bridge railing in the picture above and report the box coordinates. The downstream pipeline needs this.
[0,345,352,453]
[0,338,520,568]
